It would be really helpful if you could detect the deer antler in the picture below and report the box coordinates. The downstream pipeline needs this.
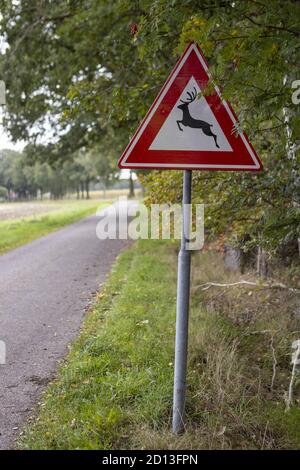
[180,87,198,104]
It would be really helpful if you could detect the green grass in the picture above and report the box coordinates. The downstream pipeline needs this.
[19,240,300,450]
[0,200,108,254]
[20,240,177,449]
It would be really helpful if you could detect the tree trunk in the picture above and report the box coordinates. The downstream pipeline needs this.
[224,244,241,272]
[257,246,268,278]
[129,171,135,198]
[85,179,90,199]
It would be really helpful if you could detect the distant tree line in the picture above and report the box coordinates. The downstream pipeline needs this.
[0,147,118,200]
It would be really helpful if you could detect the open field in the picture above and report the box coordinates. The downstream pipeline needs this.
[0,199,109,254]
[0,201,63,221]
[79,189,142,200]
[0,189,141,222]
[19,240,300,450]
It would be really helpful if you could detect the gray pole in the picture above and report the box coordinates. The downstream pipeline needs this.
[172,169,192,434]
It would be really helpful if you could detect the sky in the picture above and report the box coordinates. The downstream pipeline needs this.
[0,109,26,152]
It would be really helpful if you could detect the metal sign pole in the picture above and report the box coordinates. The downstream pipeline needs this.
[172,169,192,434]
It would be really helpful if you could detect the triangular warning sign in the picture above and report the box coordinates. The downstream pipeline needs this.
[150,76,233,152]
[118,43,263,171]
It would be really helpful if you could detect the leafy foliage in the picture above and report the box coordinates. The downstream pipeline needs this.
[0,0,299,250]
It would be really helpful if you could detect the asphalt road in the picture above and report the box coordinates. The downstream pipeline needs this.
[0,201,135,449]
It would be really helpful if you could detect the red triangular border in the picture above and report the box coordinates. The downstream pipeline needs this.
[118,43,263,171]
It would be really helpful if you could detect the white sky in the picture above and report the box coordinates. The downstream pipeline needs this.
[0,108,26,152]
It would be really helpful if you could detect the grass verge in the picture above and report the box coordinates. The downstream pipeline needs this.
[0,200,107,254]
[19,240,300,449]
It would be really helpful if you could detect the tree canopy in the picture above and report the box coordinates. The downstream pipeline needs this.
[0,0,299,253]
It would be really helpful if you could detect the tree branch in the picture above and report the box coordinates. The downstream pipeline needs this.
[193,279,300,293]
[244,15,300,37]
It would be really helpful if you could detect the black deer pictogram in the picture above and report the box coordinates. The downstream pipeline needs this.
[177,87,220,148]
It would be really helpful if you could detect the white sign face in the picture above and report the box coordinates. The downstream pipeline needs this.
[149,76,233,152]
[0,81,6,105]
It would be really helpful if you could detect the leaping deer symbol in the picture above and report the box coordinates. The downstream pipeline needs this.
[177,87,220,149]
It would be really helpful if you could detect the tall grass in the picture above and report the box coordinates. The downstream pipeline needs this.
[0,200,107,254]
[19,242,300,449]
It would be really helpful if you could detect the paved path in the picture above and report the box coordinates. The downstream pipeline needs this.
[0,201,135,449]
